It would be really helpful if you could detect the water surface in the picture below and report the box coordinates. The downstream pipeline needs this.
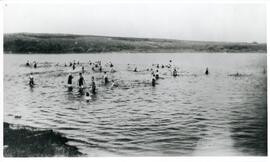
[4,53,267,156]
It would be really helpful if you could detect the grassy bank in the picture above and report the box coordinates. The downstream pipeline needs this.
[4,33,267,54]
[4,122,83,157]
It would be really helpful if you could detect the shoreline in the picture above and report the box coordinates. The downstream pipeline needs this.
[3,122,83,157]
[4,33,267,54]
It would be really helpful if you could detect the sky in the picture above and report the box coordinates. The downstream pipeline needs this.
[3,2,266,43]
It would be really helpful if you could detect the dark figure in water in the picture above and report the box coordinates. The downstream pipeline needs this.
[69,62,73,67]
[82,66,85,73]
[156,64,159,68]
[78,73,85,88]
[64,63,67,67]
[99,66,102,72]
[29,73,34,87]
[155,70,159,80]
[152,75,156,87]
[26,60,30,67]
[103,72,109,85]
[67,73,73,91]
[173,68,177,77]
[134,67,137,72]
[110,62,114,68]
[85,92,91,102]
[91,76,96,94]
[33,62,37,68]
[67,73,73,85]
[205,67,209,75]
[72,63,76,70]
[161,65,164,68]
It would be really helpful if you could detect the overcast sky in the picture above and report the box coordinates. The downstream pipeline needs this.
[4,3,266,43]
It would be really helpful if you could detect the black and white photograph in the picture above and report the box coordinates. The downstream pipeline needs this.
[2,0,268,158]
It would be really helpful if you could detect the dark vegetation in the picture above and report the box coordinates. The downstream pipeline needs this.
[4,33,267,54]
[4,122,83,157]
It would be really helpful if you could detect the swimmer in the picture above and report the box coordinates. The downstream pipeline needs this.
[29,73,34,86]
[72,63,76,70]
[82,66,85,73]
[67,73,73,86]
[69,62,73,67]
[99,66,102,72]
[155,70,159,80]
[78,73,85,89]
[205,67,209,75]
[91,76,96,94]
[134,67,137,72]
[173,68,177,77]
[103,72,109,84]
[33,61,37,68]
[151,69,155,76]
[85,92,91,102]
[110,62,114,68]
[152,74,156,87]
[26,60,30,67]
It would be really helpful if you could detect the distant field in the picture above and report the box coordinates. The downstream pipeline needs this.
[4,33,267,54]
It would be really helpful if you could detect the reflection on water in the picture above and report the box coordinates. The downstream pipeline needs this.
[4,53,267,156]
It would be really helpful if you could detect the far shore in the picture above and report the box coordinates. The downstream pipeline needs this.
[4,33,267,54]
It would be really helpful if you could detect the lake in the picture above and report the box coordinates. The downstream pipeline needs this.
[4,53,267,156]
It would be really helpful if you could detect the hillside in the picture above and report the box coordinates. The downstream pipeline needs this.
[4,33,267,54]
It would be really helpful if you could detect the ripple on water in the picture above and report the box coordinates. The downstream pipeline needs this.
[4,53,267,156]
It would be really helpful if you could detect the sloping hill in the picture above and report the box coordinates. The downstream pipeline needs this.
[4,33,267,54]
